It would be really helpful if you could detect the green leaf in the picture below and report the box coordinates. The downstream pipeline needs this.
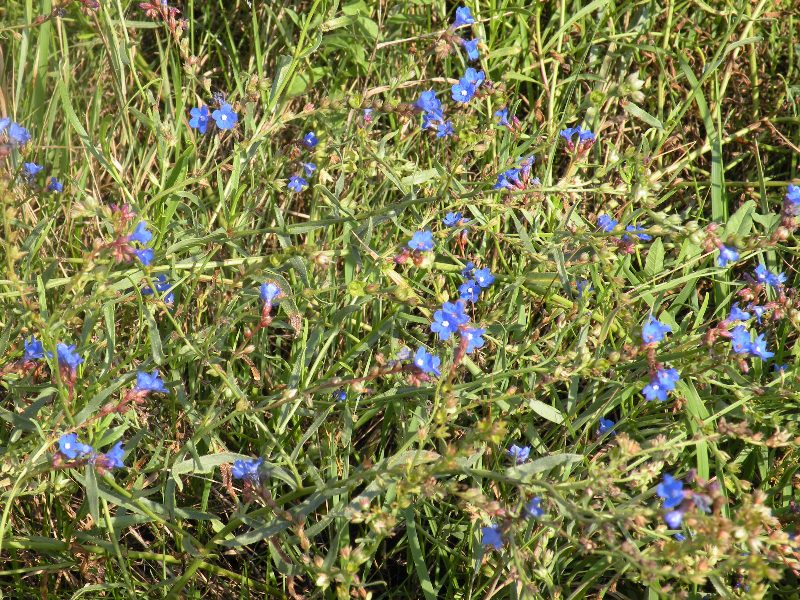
[623,102,664,131]
[527,400,565,424]
[644,237,665,278]
[505,454,583,481]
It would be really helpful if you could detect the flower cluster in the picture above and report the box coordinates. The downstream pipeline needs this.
[559,125,596,153]
[704,252,794,369]
[54,433,125,474]
[189,97,238,135]
[1,118,64,192]
[493,155,537,191]
[415,90,453,138]
[655,472,719,531]
[640,315,680,402]
[286,131,318,193]
[596,214,652,254]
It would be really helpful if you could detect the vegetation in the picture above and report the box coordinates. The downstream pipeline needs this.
[1,0,799,597]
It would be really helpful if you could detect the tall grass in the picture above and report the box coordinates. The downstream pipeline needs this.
[1,0,799,598]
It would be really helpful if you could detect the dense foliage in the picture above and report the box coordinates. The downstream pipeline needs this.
[1,0,800,598]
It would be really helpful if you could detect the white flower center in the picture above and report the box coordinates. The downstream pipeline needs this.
[442,320,449,327]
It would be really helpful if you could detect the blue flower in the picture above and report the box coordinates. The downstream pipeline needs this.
[519,155,535,176]
[451,80,476,103]
[301,162,317,177]
[597,215,618,232]
[452,6,475,27]
[727,303,751,322]
[493,172,513,190]
[750,334,774,360]
[642,367,679,402]
[211,103,238,130]
[334,389,348,402]
[458,279,481,303]
[436,120,454,138]
[462,67,485,88]
[494,108,510,127]
[421,112,439,131]
[413,347,441,377]
[525,497,544,518]
[474,267,495,288]
[576,279,592,297]
[443,212,463,227]
[754,264,786,289]
[642,379,669,402]
[303,131,318,149]
[141,275,170,294]
[142,274,173,303]
[23,162,44,179]
[623,225,652,242]
[598,418,615,435]
[750,304,766,324]
[415,90,444,121]
[674,533,687,542]
[47,177,63,193]
[232,457,263,482]
[481,524,503,550]
[664,509,684,529]
[56,343,83,371]
[641,315,671,344]
[774,363,789,373]
[189,106,210,133]
[768,272,787,288]
[656,368,680,391]
[135,370,168,393]
[23,337,45,362]
[730,325,752,354]
[786,184,800,211]
[493,168,521,190]
[104,442,125,469]
[497,168,522,191]
[0,118,8,133]
[461,327,485,354]
[656,474,684,509]
[135,248,155,266]
[8,122,31,145]
[461,261,475,278]
[260,282,282,304]
[462,38,480,61]
[560,126,596,146]
[507,444,530,464]
[129,221,153,245]
[717,244,739,267]
[430,300,469,341]
[59,433,93,460]
[408,230,434,252]
[288,175,309,193]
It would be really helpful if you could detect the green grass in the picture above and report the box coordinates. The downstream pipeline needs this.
[1,0,800,598]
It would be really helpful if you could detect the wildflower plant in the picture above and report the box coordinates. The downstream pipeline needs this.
[2,1,800,598]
